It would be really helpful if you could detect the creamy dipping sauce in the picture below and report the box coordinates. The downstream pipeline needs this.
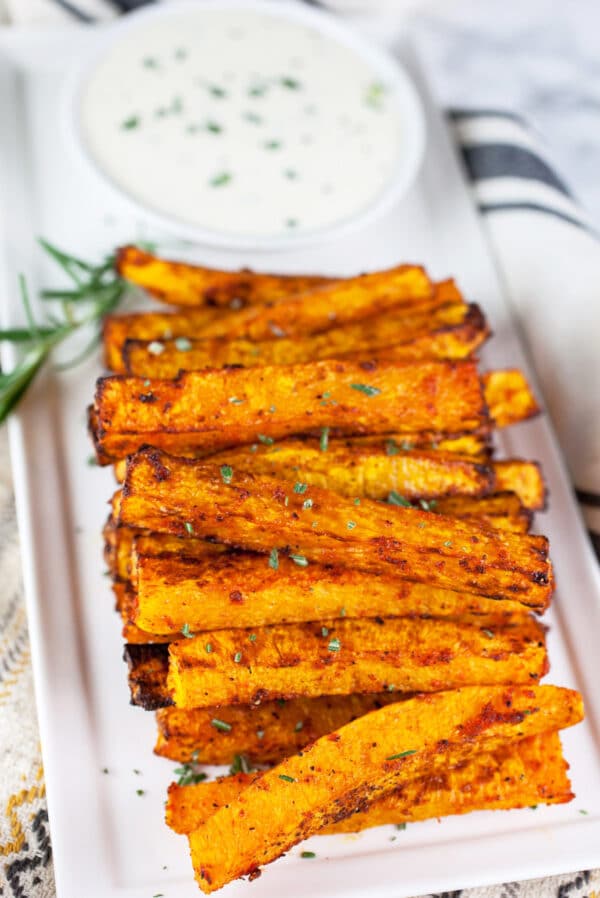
[80,7,405,238]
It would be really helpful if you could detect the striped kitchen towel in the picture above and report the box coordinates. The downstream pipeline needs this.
[449,108,600,557]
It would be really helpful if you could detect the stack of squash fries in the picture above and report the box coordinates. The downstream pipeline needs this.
[90,246,583,893]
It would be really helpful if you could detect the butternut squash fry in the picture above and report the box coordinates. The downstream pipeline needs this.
[91,359,488,463]
[115,245,333,308]
[185,685,583,891]
[155,692,404,764]
[482,370,540,428]
[434,492,532,533]
[102,278,460,373]
[133,548,534,638]
[118,449,553,605]
[167,616,548,709]
[166,732,571,834]
[494,460,546,511]
[124,643,171,710]
[122,303,488,376]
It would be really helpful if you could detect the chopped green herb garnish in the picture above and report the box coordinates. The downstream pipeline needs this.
[229,754,252,775]
[264,139,282,150]
[419,499,437,511]
[121,115,140,130]
[233,651,242,663]
[147,340,164,355]
[211,718,232,733]
[385,439,399,456]
[248,633,257,642]
[295,720,304,732]
[258,433,274,445]
[143,379,151,387]
[220,464,233,484]
[579,809,589,815]
[286,218,299,228]
[209,171,232,187]
[347,520,356,530]
[279,774,296,783]
[350,383,381,397]
[321,626,329,637]
[443,540,453,548]
[281,76,301,90]
[417,521,427,529]
[386,750,417,760]
[205,642,213,653]
[248,83,268,97]
[269,547,279,570]
[320,427,329,452]
[302,498,313,510]
[395,822,407,831]
[102,767,109,774]
[284,168,298,180]
[400,440,414,451]
[256,729,265,739]
[294,482,308,494]
[174,763,207,786]
[142,57,158,69]
[482,629,495,639]
[328,637,341,652]
[365,81,386,109]
[184,521,195,535]
[205,120,223,133]
[290,554,308,567]
[243,111,262,124]
[87,455,98,466]
[208,84,227,98]
[353,498,361,506]
[174,336,192,351]
[300,851,316,858]
[228,396,245,405]
[387,684,396,692]
[181,623,194,639]
[388,491,412,507]
[340,607,347,617]
[136,788,145,796]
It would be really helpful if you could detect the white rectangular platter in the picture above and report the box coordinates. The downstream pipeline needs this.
[1,24,600,898]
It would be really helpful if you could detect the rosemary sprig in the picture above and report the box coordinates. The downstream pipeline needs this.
[0,239,126,424]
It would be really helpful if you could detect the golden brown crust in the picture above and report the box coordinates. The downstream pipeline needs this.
[482,370,540,428]
[118,449,553,605]
[166,731,571,834]
[185,685,583,891]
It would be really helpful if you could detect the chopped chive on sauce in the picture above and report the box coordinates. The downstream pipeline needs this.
[350,383,381,397]
[386,749,417,760]
[220,464,233,484]
[181,623,194,639]
[290,554,309,567]
[257,433,274,445]
[320,426,329,452]
[328,637,341,652]
[278,774,296,783]
[121,115,140,130]
[184,521,195,535]
[294,482,308,494]
[269,547,279,570]
[388,491,412,507]
[209,171,232,187]
[211,718,232,732]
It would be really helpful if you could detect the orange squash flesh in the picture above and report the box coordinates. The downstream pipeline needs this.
[118,449,553,605]
[166,731,571,835]
[185,685,583,892]
[167,615,547,709]
[91,359,488,463]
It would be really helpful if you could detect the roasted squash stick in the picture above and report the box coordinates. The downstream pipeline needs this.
[167,616,548,709]
[155,692,405,764]
[92,359,488,463]
[494,459,546,511]
[118,449,553,605]
[115,245,334,308]
[133,548,534,637]
[122,303,488,376]
[481,369,540,428]
[102,278,461,372]
[185,685,583,892]
[167,731,571,834]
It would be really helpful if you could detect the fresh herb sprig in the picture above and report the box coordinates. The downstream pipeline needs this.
[0,239,126,425]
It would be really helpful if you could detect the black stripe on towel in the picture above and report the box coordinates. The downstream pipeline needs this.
[478,201,595,236]
[461,144,572,197]
[48,0,96,21]
[448,108,528,124]
[576,489,600,508]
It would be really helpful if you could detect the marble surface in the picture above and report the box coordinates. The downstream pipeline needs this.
[409,0,600,228]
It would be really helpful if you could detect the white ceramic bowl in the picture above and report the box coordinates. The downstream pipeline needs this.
[65,0,426,251]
